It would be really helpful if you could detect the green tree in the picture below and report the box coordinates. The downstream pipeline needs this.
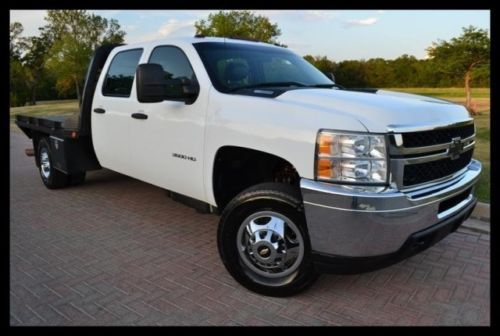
[10,22,30,106]
[23,32,54,105]
[10,22,25,59]
[10,21,58,106]
[391,55,411,87]
[365,58,394,87]
[427,26,490,114]
[195,10,283,45]
[472,63,490,87]
[44,10,126,102]
[303,55,336,74]
[335,60,369,87]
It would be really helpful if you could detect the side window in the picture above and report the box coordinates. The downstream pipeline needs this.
[102,49,143,97]
[149,46,197,82]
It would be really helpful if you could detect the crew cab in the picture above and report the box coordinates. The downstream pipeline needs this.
[16,37,481,296]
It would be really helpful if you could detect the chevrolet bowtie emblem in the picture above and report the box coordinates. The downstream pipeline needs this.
[449,137,463,160]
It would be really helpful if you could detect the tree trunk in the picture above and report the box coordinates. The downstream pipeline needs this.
[464,70,475,115]
[74,76,81,104]
[29,72,40,105]
[30,85,37,106]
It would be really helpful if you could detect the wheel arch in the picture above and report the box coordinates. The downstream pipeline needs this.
[211,145,302,211]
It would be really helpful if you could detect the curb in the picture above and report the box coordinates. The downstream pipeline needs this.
[471,202,490,222]
[461,218,490,234]
[461,202,490,234]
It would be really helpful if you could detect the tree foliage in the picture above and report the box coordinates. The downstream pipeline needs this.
[10,56,29,107]
[426,26,489,113]
[195,10,283,45]
[10,22,28,106]
[427,26,490,78]
[10,15,489,109]
[46,34,91,99]
[23,32,54,105]
[44,10,126,102]
[10,11,126,107]
[304,36,489,90]
[10,22,25,60]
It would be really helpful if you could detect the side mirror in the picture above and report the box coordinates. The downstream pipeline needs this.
[136,63,200,104]
[323,71,335,83]
[136,63,168,103]
[176,78,200,105]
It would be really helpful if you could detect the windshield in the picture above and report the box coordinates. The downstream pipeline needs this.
[193,41,334,93]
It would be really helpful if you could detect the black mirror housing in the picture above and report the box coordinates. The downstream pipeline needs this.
[180,78,200,105]
[136,63,200,104]
[136,63,168,103]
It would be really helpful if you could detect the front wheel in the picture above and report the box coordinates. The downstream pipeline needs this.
[218,183,319,297]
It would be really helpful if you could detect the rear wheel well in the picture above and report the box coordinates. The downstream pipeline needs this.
[212,146,301,211]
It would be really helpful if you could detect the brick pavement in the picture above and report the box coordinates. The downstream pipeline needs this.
[9,132,490,325]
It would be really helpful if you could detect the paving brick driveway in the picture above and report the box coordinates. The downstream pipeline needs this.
[10,131,490,326]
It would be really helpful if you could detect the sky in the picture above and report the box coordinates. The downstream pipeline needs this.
[10,10,490,61]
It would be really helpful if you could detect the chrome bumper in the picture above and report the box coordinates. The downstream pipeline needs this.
[301,159,482,257]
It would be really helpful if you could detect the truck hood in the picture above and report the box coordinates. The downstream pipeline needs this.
[275,88,471,133]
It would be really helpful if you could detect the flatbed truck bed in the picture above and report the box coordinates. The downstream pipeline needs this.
[14,44,121,177]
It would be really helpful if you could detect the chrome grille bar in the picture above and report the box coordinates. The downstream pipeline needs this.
[388,120,476,190]
[389,134,475,157]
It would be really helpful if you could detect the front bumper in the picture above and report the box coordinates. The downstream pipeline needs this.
[301,159,482,271]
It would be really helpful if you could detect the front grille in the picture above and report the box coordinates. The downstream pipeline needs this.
[438,187,472,213]
[402,124,475,148]
[403,149,473,186]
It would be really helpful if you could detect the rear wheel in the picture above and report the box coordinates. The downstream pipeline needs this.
[218,183,319,297]
[38,138,68,189]
[37,137,86,189]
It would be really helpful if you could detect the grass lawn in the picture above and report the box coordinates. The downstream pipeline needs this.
[386,87,490,99]
[9,100,79,133]
[10,99,78,124]
[10,88,490,202]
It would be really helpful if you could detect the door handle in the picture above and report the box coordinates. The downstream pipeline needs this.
[131,113,148,120]
[93,108,106,114]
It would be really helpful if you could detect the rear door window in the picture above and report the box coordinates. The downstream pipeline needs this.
[102,49,143,97]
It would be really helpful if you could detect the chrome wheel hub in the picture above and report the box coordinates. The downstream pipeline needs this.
[237,211,304,279]
[40,149,50,179]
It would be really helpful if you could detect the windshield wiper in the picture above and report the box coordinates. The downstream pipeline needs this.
[228,81,308,92]
[308,83,345,89]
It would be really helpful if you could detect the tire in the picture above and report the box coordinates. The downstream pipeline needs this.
[37,137,69,189]
[218,182,319,297]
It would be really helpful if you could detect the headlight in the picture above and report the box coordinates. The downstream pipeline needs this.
[316,130,388,184]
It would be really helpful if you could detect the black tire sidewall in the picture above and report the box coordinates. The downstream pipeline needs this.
[37,138,53,187]
[218,192,318,297]
[37,137,68,189]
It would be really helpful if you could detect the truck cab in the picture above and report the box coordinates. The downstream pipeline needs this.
[16,37,481,297]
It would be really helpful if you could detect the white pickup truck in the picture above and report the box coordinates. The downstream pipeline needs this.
[16,36,481,296]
